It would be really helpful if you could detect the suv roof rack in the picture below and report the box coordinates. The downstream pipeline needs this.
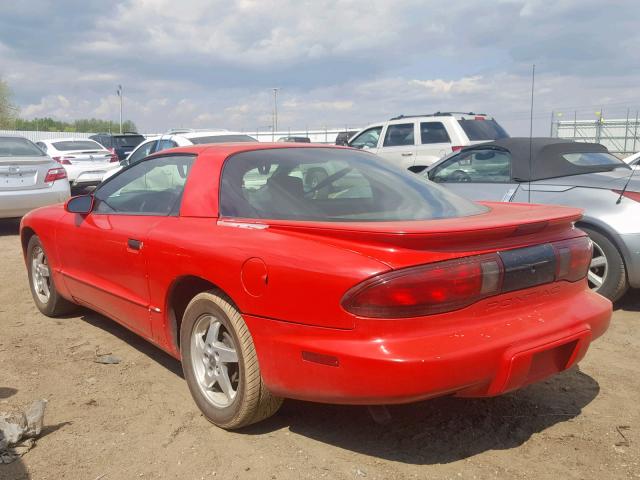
[92,131,141,136]
[389,112,487,120]
[165,128,228,135]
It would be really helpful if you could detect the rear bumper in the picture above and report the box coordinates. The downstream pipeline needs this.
[245,281,611,404]
[618,232,640,288]
[0,183,69,218]
[65,164,117,186]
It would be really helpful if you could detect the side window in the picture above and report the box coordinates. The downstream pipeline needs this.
[94,155,195,215]
[431,149,512,183]
[420,122,451,144]
[383,123,414,147]
[348,126,382,149]
[157,139,178,152]
[128,140,157,165]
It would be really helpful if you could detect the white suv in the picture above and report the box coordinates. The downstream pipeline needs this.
[348,112,509,172]
[102,130,257,180]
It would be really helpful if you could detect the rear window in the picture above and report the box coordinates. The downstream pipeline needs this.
[458,119,509,141]
[220,148,486,221]
[113,135,145,148]
[562,152,625,167]
[0,137,46,157]
[52,140,105,151]
[190,135,257,144]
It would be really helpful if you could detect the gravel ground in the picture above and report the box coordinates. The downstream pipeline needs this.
[0,217,638,480]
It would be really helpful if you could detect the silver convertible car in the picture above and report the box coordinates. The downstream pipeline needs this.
[425,138,640,301]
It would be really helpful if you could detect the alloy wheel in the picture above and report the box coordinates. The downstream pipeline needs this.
[31,246,51,304]
[190,314,240,408]
[588,240,608,291]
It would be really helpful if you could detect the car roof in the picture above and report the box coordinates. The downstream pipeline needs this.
[41,138,103,143]
[148,142,349,159]
[460,137,625,181]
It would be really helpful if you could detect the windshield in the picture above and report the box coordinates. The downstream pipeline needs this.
[220,148,486,221]
[0,137,46,157]
[114,135,145,148]
[53,140,105,151]
[458,119,509,141]
[190,135,257,144]
[562,152,627,168]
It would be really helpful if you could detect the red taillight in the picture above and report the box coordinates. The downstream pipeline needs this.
[342,254,502,318]
[44,167,67,183]
[451,145,464,152]
[108,148,119,162]
[52,156,73,165]
[553,236,592,282]
[342,236,592,318]
[613,189,640,203]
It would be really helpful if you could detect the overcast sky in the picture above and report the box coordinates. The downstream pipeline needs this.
[1,0,639,135]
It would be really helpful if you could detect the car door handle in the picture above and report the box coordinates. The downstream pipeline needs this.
[127,238,143,251]
[401,152,414,157]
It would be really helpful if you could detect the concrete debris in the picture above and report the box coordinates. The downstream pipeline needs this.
[0,399,47,464]
[94,354,121,364]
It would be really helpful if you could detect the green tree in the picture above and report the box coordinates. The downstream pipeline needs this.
[0,78,18,129]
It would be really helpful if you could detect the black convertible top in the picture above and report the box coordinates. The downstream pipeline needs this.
[460,137,625,181]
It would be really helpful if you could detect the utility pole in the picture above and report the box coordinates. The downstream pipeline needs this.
[272,88,279,135]
[116,85,123,134]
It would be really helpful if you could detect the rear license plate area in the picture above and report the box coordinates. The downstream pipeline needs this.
[499,244,556,292]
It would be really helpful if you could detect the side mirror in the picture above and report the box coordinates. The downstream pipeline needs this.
[65,195,94,214]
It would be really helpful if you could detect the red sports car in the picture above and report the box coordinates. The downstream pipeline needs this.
[20,143,611,429]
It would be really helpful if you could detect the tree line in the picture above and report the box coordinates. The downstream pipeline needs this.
[0,78,137,132]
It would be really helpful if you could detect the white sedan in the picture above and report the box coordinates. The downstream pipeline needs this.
[623,151,640,170]
[102,130,258,181]
[36,138,120,191]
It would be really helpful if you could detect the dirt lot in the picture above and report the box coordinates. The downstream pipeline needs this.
[0,218,638,480]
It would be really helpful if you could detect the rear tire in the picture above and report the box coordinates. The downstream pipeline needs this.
[26,235,76,317]
[581,227,628,302]
[180,290,282,429]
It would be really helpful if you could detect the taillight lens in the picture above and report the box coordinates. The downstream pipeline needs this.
[52,156,73,165]
[342,236,592,318]
[613,189,640,202]
[44,167,67,183]
[553,236,592,282]
[342,254,502,318]
[451,145,463,152]
[108,148,119,162]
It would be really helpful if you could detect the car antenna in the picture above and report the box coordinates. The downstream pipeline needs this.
[616,161,638,204]
[528,64,535,203]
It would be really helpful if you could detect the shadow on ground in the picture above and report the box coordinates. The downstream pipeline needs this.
[248,367,599,464]
[80,311,183,379]
[0,219,20,237]
[616,288,640,312]
[76,301,602,465]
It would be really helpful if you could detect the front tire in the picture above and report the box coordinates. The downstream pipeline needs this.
[26,235,76,317]
[180,291,282,429]
[581,227,628,302]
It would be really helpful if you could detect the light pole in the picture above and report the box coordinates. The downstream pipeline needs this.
[272,88,279,136]
[116,84,123,133]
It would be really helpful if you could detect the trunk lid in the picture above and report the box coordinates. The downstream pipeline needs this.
[55,150,112,165]
[0,156,55,191]
[539,168,640,191]
[227,202,584,269]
